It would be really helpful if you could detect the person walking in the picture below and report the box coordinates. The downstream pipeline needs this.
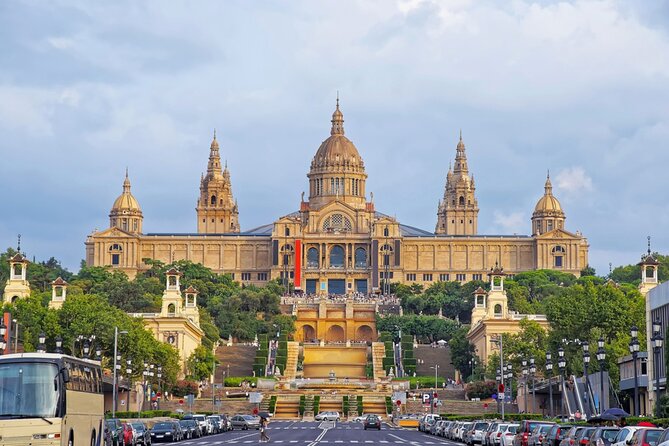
[260,417,270,443]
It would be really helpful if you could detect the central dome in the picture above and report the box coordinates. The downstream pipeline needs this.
[533,175,564,216]
[310,99,365,172]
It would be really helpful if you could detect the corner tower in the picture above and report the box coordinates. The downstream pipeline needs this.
[109,170,143,234]
[307,98,368,210]
[435,132,479,235]
[197,132,239,233]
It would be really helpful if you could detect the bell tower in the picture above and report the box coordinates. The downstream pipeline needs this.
[161,268,183,317]
[471,287,487,326]
[197,132,240,234]
[486,263,508,319]
[49,277,68,309]
[436,132,479,235]
[639,236,660,296]
[183,285,200,327]
[3,252,31,304]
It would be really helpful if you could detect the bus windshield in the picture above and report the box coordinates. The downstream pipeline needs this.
[0,362,59,418]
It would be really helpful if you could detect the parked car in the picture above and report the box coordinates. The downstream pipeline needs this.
[104,426,113,446]
[529,424,555,446]
[486,423,502,446]
[353,414,374,423]
[460,423,474,442]
[315,411,341,421]
[130,422,151,446]
[560,427,588,446]
[220,414,231,432]
[655,428,669,446]
[150,421,179,443]
[514,421,556,446]
[106,419,124,446]
[470,422,491,445]
[574,428,598,446]
[364,414,382,430]
[419,414,441,432]
[588,427,621,446]
[630,429,664,446]
[230,414,261,430]
[491,424,510,446]
[543,424,573,446]
[503,425,521,446]
[206,416,220,434]
[612,428,648,446]
[191,414,210,435]
[179,419,199,439]
[121,423,135,446]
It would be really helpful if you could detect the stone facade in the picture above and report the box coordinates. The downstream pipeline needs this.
[85,99,590,292]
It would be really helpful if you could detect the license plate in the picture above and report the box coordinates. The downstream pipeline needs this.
[156,435,164,438]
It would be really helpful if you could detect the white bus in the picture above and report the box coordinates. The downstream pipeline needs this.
[0,352,104,446]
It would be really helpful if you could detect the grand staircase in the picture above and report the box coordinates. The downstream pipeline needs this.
[371,342,386,380]
[414,345,455,380]
[274,395,300,419]
[215,345,258,379]
[361,395,388,416]
[284,341,299,380]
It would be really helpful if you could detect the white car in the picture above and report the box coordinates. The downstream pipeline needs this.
[611,427,647,446]
[501,424,519,446]
[353,414,373,422]
[315,411,340,421]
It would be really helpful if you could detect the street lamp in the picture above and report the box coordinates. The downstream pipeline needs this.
[596,338,606,414]
[653,319,664,418]
[0,319,6,355]
[37,332,46,353]
[83,338,91,359]
[582,341,591,416]
[430,364,440,414]
[630,326,640,416]
[54,335,63,354]
[529,357,537,414]
[496,368,502,414]
[507,363,513,405]
[546,351,554,418]
[522,359,528,413]
[157,366,163,410]
[558,346,566,421]
[112,327,128,417]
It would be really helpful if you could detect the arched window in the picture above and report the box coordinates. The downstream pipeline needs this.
[329,245,345,268]
[167,303,176,314]
[355,247,367,268]
[380,244,393,267]
[552,246,565,268]
[281,244,294,266]
[210,195,217,205]
[494,304,502,316]
[307,247,319,268]
[168,276,177,286]
[322,214,353,233]
[459,196,465,206]
[13,264,21,276]
[383,227,389,237]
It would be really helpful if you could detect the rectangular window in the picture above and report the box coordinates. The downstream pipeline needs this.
[406,273,416,281]
[439,273,449,281]
[456,273,466,282]
[423,274,433,282]
[472,273,482,281]
[379,272,394,279]
[257,272,268,281]
[555,256,563,267]
[230,273,235,280]
[241,272,251,281]
[111,254,120,265]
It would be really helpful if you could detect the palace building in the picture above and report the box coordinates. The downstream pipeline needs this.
[85,99,589,294]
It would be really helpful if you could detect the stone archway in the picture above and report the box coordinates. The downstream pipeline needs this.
[302,324,316,342]
[355,325,374,343]
[326,325,345,343]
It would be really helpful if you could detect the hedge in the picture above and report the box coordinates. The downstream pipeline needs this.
[356,395,363,415]
[438,413,543,421]
[384,341,393,351]
[403,350,414,359]
[313,396,320,414]
[277,348,288,357]
[404,365,416,376]
[110,410,172,419]
[403,358,417,367]
[385,396,393,414]
[401,342,413,352]
[258,334,269,344]
[268,395,277,414]
[223,376,259,387]
[379,332,392,342]
[393,376,441,388]
[256,349,269,359]
[382,357,395,369]
[299,395,306,416]
[342,396,349,416]
[253,365,265,377]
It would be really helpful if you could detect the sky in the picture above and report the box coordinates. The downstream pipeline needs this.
[1,0,668,275]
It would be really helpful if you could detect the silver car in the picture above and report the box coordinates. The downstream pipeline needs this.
[315,411,340,421]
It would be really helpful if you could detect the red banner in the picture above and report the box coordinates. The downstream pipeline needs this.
[2,312,10,355]
[294,239,302,290]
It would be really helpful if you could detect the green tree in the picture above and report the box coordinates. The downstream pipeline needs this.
[187,345,216,381]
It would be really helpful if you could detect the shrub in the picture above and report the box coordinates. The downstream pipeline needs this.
[223,376,258,387]
[256,349,269,359]
[171,380,198,397]
[356,395,363,415]
[382,357,395,370]
[342,396,349,416]
[379,332,392,342]
[269,395,277,414]
[384,341,393,351]
[401,342,413,352]
[403,350,414,359]
[392,376,439,388]
[465,380,497,400]
[403,358,416,367]
[299,395,306,416]
[401,334,413,343]
[253,365,265,377]
[313,395,320,414]
[385,396,393,414]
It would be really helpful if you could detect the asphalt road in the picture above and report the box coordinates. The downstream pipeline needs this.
[168,420,455,445]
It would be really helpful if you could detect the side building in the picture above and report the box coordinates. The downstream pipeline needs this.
[85,99,590,293]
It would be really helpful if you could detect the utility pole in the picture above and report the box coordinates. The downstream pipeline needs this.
[212,356,216,413]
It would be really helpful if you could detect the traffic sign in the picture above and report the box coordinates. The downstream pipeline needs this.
[483,403,489,409]
[396,400,402,406]
[253,407,259,415]
[498,392,505,399]
[422,393,431,404]
[178,399,184,405]
[498,383,505,393]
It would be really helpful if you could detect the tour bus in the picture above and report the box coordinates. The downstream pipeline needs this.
[0,352,104,446]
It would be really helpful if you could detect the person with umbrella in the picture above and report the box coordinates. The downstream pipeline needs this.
[258,412,271,443]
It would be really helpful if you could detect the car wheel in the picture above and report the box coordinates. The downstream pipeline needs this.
[364,427,367,430]
[243,425,248,430]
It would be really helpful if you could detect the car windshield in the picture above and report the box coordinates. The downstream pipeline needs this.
[0,362,60,418]
[243,415,256,420]
[476,423,490,430]
[601,430,620,441]
[179,420,189,425]
[194,415,205,421]
[508,426,518,433]
[132,423,145,430]
[646,431,662,446]
[153,423,172,429]
[540,426,553,433]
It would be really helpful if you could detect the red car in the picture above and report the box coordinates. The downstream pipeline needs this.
[121,423,135,446]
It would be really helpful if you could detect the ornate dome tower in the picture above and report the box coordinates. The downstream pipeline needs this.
[307,98,368,210]
[531,172,565,235]
[109,169,143,234]
[435,132,479,235]
[197,132,240,233]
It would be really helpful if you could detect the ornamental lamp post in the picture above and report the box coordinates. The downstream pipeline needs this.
[582,341,592,416]
[630,326,640,416]
[507,363,513,405]
[522,359,528,413]
[112,327,128,417]
[529,357,537,414]
[546,352,554,418]
[37,332,46,353]
[653,319,664,418]
[496,369,502,414]
[83,338,91,359]
[0,319,6,355]
[157,366,163,410]
[596,338,606,414]
[558,347,566,421]
[54,335,63,354]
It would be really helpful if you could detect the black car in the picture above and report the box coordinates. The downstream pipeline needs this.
[150,421,181,443]
[179,419,201,439]
[106,419,124,446]
[131,422,152,446]
[363,414,382,430]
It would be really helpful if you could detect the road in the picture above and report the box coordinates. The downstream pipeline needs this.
[172,420,452,445]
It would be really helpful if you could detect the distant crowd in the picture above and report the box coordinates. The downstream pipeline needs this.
[281,292,400,305]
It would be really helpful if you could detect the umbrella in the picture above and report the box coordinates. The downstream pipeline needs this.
[258,411,271,418]
[602,408,630,418]
[437,340,447,345]
[637,421,656,427]
[600,413,620,421]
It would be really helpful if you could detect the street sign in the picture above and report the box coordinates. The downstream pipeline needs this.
[396,400,402,406]
[498,383,505,393]
[178,399,184,405]
[422,393,431,404]
[249,392,263,404]
[253,407,259,415]
[483,403,489,409]
[498,392,505,399]
[491,394,497,400]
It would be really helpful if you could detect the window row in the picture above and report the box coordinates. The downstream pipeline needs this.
[312,178,363,196]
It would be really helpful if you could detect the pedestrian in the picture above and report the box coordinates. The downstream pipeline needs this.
[260,417,270,442]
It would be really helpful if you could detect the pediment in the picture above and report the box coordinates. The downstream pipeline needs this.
[535,228,579,240]
[89,227,137,238]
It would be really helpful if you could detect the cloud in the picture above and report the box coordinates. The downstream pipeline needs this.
[554,167,593,195]
[492,211,526,235]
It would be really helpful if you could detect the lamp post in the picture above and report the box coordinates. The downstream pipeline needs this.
[0,319,6,355]
[558,346,566,421]
[546,351,554,418]
[507,363,513,406]
[496,368,502,415]
[582,341,591,416]
[529,357,537,414]
[653,319,664,418]
[630,325,640,416]
[522,359,528,413]
[142,362,149,413]
[157,366,163,410]
[54,335,63,354]
[12,319,19,354]
[596,338,606,414]
[125,359,132,411]
[112,327,128,418]
[431,364,440,414]
[37,332,46,353]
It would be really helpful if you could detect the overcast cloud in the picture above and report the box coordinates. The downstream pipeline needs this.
[1,0,668,275]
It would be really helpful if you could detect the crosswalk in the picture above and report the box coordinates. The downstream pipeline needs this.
[182,441,443,445]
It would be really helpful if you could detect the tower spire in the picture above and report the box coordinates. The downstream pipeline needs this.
[17,233,21,252]
[123,168,131,193]
[331,95,345,136]
[648,235,652,256]
[544,170,553,195]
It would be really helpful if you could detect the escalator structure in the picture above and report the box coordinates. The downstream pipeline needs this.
[561,375,598,419]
